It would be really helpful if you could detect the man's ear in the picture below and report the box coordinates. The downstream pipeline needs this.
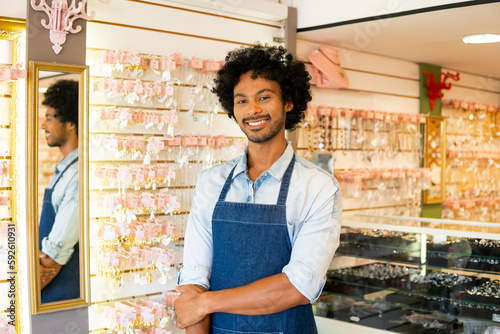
[66,121,77,132]
[285,100,294,113]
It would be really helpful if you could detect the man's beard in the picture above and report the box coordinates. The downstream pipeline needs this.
[241,109,286,144]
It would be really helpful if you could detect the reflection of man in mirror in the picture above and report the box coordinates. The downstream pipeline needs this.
[38,79,80,303]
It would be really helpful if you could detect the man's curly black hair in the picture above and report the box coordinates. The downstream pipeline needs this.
[213,44,311,131]
[42,79,79,134]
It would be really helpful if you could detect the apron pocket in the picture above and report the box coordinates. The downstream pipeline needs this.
[212,325,283,334]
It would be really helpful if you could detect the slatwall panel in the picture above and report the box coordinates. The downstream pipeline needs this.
[443,69,500,104]
[85,0,285,331]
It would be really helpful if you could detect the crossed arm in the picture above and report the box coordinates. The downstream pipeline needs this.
[174,273,309,332]
[39,251,63,289]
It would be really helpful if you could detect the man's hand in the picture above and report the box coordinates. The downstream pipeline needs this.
[39,251,62,290]
[174,284,208,329]
[184,315,210,334]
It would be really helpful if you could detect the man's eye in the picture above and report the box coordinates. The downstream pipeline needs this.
[236,99,246,104]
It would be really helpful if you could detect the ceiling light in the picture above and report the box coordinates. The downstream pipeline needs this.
[462,33,500,44]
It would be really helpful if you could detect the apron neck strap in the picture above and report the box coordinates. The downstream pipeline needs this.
[276,154,295,206]
[52,156,79,189]
[218,154,295,205]
[218,165,236,202]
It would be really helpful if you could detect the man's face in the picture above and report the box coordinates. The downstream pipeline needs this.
[41,107,71,147]
[233,71,293,144]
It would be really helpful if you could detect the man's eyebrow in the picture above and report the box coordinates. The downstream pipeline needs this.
[233,88,275,98]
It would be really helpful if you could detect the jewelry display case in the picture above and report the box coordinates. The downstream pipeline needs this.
[315,214,500,334]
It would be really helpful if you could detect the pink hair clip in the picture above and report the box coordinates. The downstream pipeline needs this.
[164,82,174,97]
[165,221,177,236]
[10,64,26,80]
[140,305,155,325]
[143,82,155,98]
[141,192,155,211]
[161,55,176,71]
[0,66,11,82]
[168,109,179,125]
[171,52,185,67]
[163,291,180,306]
[146,137,165,155]
[188,56,203,70]
[125,192,140,210]
[149,55,160,71]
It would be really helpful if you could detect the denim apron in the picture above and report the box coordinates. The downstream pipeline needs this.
[210,155,317,334]
[39,157,80,303]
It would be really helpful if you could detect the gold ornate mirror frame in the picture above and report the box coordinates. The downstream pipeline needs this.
[28,61,89,314]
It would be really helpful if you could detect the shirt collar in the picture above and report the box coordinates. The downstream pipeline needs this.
[232,141,294,182]
[55,148,79,173]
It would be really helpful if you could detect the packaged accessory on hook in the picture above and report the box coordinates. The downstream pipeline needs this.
[308,45,349,89]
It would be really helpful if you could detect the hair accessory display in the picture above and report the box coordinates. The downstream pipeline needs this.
[442,99,500,225]
[298,104,427,216]
[0,314,15,334]
[88,48,247,332]
[0,64,26,82]
[100,298,175,332]
[300,105,425,159]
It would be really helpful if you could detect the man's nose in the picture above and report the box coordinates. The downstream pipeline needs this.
[248,99,262,114]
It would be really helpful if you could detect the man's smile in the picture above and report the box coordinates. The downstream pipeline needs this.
[244,116,269,129]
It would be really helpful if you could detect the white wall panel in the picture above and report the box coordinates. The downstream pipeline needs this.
[343,69,419,98]
[0,0,26,19]
[442,68,500,104]
[87,22,248,60]
[88,0,282,48]
[445,85,500,105]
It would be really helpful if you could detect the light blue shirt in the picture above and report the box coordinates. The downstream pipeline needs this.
[179,143,342,303]
[41,148,79,265]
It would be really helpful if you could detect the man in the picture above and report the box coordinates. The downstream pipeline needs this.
[38,79,80,303]
[175,45,342,333]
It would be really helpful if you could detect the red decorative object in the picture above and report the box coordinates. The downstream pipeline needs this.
[423,71,460,110]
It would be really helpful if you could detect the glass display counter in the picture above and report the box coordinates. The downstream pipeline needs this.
[315,214,500,334]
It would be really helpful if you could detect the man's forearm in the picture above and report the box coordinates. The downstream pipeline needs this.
[201,273,309,316]
[39,252,63,289]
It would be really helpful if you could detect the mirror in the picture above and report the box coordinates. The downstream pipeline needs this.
[28,61,89,314]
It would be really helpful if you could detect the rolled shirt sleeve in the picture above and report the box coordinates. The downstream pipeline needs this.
[41,161,80,266]
[177,167,220,289]
[282,167,342,303]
